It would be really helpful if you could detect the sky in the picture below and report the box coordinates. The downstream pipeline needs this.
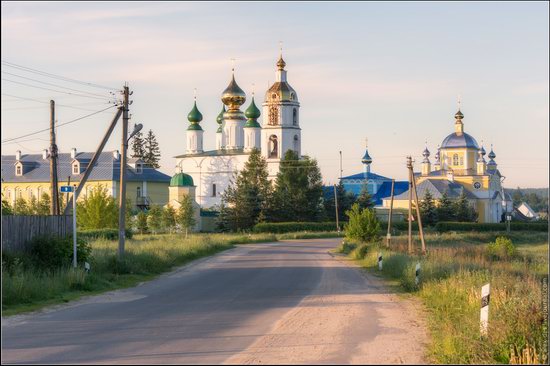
[1,1,548,188]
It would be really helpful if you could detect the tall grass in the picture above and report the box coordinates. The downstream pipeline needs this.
[350,231,548,364]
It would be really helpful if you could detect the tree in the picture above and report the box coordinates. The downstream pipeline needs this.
[419,190,438,226]
[77,185,118,229]
[13,197,30,215]
[454,192,478,222]
[324,182,356,223]
[37,193,51,215]
[131,129,146,159]
[272,150,324,222]
[436,191,455,222]
[143,129,161,168]
[162,205,177,233]
[28,195,39,215]
[512,187,523,207]
[219,149,272,231]
[147,205,163,233]
[344,203,381,243]
[356,186,375,210]
[176,195,196,237]
[136,211,149,234]
[2,198,13,216]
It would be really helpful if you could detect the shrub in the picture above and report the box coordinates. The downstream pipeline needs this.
[344,204,381,243]
[435,222,548,232]
[337,240,357,254]
[253,222,340,233]
[78,229,133,240]
[29,235,92,270]
[351,244,369,260]
[486,236,517,260]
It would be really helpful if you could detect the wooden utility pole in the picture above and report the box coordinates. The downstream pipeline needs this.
[407,156,413,254]
[118,85,130,259]
[49,100,60,215]
[411,169,427,254]
[386,179,395,247]
[333,184,340,232]
[339,151,343,179]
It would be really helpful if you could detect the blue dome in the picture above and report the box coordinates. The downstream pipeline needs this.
[441,132,479,149]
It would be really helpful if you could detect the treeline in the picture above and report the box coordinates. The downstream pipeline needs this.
[419,190,477,226]
[507,187,548,213]
[218,149,375,232]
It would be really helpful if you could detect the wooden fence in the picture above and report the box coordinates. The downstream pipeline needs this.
[1,215,73,253]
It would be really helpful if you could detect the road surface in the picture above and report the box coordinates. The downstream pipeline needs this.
[2,238,427,364]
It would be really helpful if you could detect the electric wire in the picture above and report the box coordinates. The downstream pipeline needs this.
[2,78,115,101]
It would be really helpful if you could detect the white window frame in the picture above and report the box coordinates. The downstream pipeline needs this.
[72,163,80,175]
[15,164,22,176]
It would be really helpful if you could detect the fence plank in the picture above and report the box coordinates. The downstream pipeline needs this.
[1,215,73,253]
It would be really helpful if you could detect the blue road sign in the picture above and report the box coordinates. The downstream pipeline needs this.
[60,186,74,193]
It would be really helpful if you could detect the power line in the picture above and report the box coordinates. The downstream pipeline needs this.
[2,78,115,101]
[1,70,115,99]
[1,60,119,91]
[1,105,117,144]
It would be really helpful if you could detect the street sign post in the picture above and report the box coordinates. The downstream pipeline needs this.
[60,185,77,268]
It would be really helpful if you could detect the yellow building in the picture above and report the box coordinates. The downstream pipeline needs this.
[382,108,512,223]
[1,148,170,210]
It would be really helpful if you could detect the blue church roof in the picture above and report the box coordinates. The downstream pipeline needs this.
[341,171,391,181]
[371,181,409,205]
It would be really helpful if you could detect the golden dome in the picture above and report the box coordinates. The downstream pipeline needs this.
[221,73,246,111]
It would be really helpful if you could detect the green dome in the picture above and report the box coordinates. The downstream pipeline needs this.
[170,172,194,187]
[187,101,203,123]
[216,105,226,125]
[245,97,261,119]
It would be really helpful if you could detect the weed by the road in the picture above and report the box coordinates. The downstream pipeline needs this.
[349,231,548,364]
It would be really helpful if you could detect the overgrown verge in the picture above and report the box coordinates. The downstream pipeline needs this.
[337,231,548,364]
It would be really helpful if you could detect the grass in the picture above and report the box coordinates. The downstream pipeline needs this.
[339,231,549,364]
[2,231,340,316]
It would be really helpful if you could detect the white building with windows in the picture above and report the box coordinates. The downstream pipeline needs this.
[175,53,302,208]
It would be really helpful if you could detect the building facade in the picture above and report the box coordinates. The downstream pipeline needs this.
[1,149,171,210]
[175,53,302,209]
[382,108,512,223]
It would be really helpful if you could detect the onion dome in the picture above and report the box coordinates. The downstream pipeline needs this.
[455,109,464,120]
[216,105,225,133]
[221,73,246,111]
[244,97,261,128]
[187,101,203,131]
[422,146,430,163]
[488,146,496,160]
[170,172,194,187]
[361,149,372,165]
[477,148,486,163]
[434,146,441,162]
[277,55,286,70]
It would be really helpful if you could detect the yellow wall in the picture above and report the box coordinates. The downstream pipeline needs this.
[2,180,169,208]
[440,148,477,171]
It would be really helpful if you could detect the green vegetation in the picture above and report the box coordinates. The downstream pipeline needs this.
[338,230,548,364]
[434,221,548,232]
[508,187,548,213]
[344,203,381,242]
[253,221,339,233]
[78,228,133,240]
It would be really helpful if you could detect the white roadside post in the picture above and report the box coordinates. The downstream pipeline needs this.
[480,283,490,337]
[415,262,421,286]
[378,252,383,270]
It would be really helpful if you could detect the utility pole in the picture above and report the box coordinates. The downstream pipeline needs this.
[407,156,413,254]
[118,84,130,260]
[339,151,343,179]
[333,184,340,232]
[411,167,426,254]
[65,176,71,210]
[49,100,60,215]
[386,179,395,248]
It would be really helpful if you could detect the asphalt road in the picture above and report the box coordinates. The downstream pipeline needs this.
[2,238,427,364]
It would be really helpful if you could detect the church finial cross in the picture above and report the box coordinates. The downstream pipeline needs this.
[193,88,197,101]
[365,137,368,148]
[252,83,255,98]
[230,58,236,73]
[457,94,462,111]
[279,41,283,57]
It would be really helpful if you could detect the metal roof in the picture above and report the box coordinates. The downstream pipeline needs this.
[441,132,479,149]
[340,171,391,181]
[392,179,477,200]
[1,152,170,183]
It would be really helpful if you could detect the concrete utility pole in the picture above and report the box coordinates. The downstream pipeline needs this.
[410,167,426,254]
[49,100,60,215]
[333,184,340,232]
[407,157,413,254]
[118,85,130,260]
[386,179,395,247]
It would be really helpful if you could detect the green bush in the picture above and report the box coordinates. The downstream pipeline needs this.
[486,236,517,260]
[29,235,92,270]
[337,240,357,254]
[435,222,548,232]
[253,222,341,233]
[344,204,381,243]
[78,228,133,240]
[351,244,369,260]
[392,221,419,231]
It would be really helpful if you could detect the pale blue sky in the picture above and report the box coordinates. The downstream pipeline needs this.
[1,1,548,187]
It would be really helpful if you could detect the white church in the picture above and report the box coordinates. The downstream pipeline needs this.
[174,54,302,208]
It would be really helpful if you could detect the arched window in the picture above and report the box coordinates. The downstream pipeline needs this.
[137,186,141,198]
[293,108,297,126]
[453,154,459,166]
[269,135,278,158]
[15,164,22,176]
[293,135,299,153]
[290,93,295,100]
[212,184,217,197]
[459,157,464,166]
